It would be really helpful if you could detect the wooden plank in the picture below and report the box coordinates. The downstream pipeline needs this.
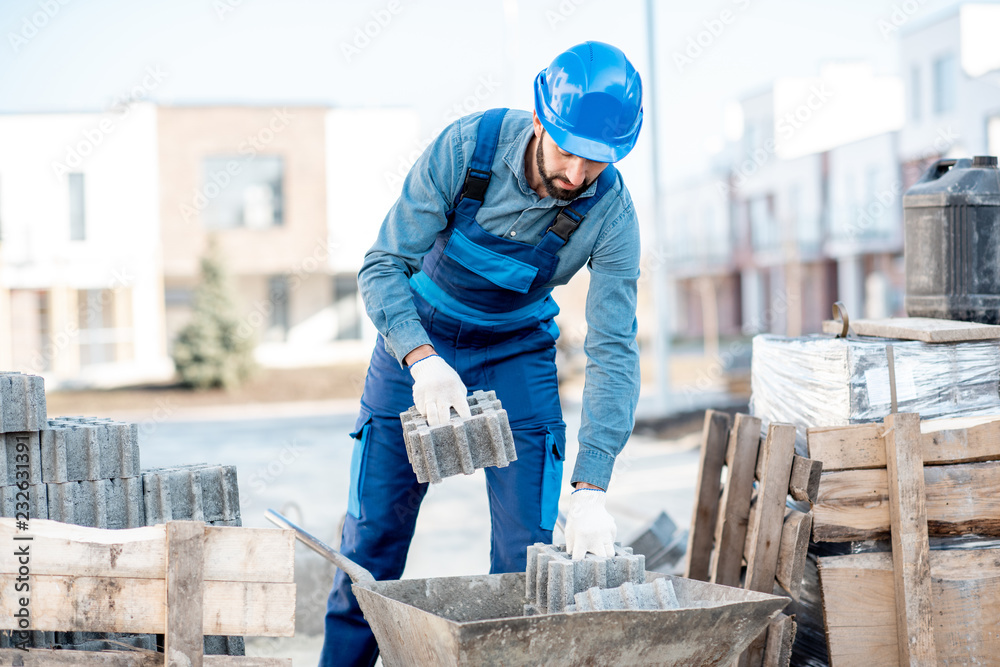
[0,648,162,665]
[762,613,796,667]
[812,460,1000,542]
[685,410,732,581]
[818,549,1000,666]
[0,575,295,635]
[821,316,1000,342]
[774,510,812,601]
[807,416,1000,471]
[757,451,821,504]
[744,424,797,593]
[203,524,295,584]
[883,413,937,666]
[0,652,290,666]
[166,521,205,667]
[788,456,822,503]
[709,414,761,587]
[742,490,758,563]
[0,519,294,584]
[738,423,797,667]
[807,423,884,470]
[921,416,1000,466]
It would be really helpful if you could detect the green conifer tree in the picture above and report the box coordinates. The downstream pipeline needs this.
[172,239,255,389]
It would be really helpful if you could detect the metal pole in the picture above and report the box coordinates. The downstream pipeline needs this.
[646,0,672,409]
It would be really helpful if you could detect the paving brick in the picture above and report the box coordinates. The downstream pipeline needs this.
[0,432,42,485]
[0,482,47,520]
[41,418,140,482]
[46,477,143,529]
[53,632,158,652]
[525,543,645,614]
[0,372,46,434]
[142,464,240,523]
[627,511,677,561]
[647,529,689,573]
[567,578,679,612]
[400,390,516,484]
[0,630,55,649]
[0,629,54,649]
[205,634,245,655]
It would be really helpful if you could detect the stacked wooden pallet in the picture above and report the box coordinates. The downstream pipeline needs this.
[809,412,1000,665]
[0,518,295,665]
[685,410,824,667]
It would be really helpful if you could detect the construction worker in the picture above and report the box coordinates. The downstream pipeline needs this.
[322,41,643,666]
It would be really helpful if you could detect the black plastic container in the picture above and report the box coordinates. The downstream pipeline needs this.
[904,155,1000,323]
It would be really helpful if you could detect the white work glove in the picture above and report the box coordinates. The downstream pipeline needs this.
[564,488,617,560]
[409,354,472,427]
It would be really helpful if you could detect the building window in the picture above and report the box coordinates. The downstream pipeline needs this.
[268,275,290,340]
[749,195,776,251]
[77,289,116,366]
[333,274,362,340]
[743,123,758,158]
[910,65,922,122]
[164,288,193,307]
[37,291,50,371]
[201,156,284,229]
[932,53,956,115]
[69,173,86,240]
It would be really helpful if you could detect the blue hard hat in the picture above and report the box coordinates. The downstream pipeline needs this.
[533,41,643,163]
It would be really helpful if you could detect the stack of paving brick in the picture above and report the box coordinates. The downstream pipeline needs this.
[568,577,679,612]
[0,372,244,656]
[0,372,56,650]
[42,416,143,529]
[523,543,648,615]
[400,390,516,484]
[141,463,245,656]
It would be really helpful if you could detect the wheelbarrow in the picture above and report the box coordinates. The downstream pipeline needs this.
[266,509,788,666]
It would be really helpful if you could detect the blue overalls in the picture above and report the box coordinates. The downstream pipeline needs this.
[321,108,618,667]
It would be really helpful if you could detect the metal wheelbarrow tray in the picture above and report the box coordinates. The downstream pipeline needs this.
[266,510,787,666]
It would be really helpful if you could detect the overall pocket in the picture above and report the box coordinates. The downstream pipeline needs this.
[444,228,539,293]
[540,425,566,531]
[347,408,374,520]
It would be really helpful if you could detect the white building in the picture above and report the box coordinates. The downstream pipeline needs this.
[0,103,420,386]
[0,103,170,387]
[899,3,1000,170]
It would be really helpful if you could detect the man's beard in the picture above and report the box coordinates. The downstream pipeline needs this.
[536,133,592,201]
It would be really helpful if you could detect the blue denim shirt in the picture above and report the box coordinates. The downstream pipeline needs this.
[358,109,640,490]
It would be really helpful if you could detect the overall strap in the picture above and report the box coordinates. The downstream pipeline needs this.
[452,108,509,214]
[537,164,619,254]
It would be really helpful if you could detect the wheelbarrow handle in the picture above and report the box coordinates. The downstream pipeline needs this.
[265,509,376,585]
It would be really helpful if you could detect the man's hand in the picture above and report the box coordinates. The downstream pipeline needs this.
[564,485,617,560]
[408,353,472,427]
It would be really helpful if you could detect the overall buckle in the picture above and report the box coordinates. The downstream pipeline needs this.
[548,207,583,241]
[462,168,492,202]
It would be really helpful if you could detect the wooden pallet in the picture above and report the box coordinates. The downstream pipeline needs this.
[0,518,295,666]
[684,411,822,667]
[811,413,1000,665]
[810,414,1000,542]
[820,316,1000,342]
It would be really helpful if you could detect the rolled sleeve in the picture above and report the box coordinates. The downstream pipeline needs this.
[571,200,641,490]
[357,118,467,365]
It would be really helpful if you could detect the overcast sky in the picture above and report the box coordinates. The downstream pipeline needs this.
[0,0,974,190]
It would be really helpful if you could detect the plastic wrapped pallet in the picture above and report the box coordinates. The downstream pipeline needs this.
[750,334,1000,455]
